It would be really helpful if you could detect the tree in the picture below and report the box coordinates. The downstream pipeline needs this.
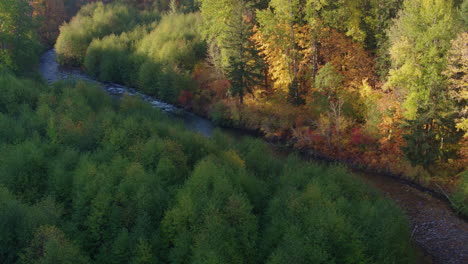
[55,2,137,66]
[402,106,463,168]
[460,0,468,28]
[444,32,468,136]
[199,0,263,103]
[0,188,61,264]
[256,0,304,103]
[0,0,41,72]
[314,63,345,151]
[198,0,236,69]
[19,226,88,264]
[162,158,258,264]
[132,239,157,264]
[386,0,457,119]
[366,0,404,77]
[386,0,462,166]
[262,160,415,264]
[225,1,263,104]
[31,0,67,46]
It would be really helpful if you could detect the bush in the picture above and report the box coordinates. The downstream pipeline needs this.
[210,101,231,126]
[452,171,468,216]
[56,2,138,66]
[137,12,205,71]
[74,9,204,105]
[262,162,415,264]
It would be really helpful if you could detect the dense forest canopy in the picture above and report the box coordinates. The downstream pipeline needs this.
[51,0,467,187]
[0,71,416,263]
[0,0,467,263]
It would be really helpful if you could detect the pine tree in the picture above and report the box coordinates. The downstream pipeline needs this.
[386,0,463,166]
[225,1,263,104]
[200,0,263,103]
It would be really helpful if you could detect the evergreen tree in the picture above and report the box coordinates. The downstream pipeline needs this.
[386,0,462,166]
[200,0,263,103]
[225,1,263,104]
[402,107,463,168]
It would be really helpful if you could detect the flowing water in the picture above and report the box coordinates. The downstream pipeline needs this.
[39,49,468,264]
[39,49,215,137]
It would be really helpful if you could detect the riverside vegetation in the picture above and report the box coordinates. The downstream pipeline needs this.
[52,0,467,214]
[0,0,466,263]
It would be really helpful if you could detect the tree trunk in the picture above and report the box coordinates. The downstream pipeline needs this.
[311,39,319,83]
[289,0,298,101]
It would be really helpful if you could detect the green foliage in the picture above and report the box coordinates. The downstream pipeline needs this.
[0,188,61,264]
[0,72,41,114]
[55,2,140,66]
[0,0,41,73]
[460,0,468,28]
[162,157,258,264]
[78,9,203,104]
[263,159,415,264]
[210,101,231,126]
[402,108,463,168]
[19,226,89,264]
[0,72,416,264]
[452,171,468,216]
[137,61,163,95]
[386,0,464,167]
[138,12,204,71]
[386,0,457,119]
[315,63,344,95]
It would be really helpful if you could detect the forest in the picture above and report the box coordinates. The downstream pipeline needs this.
[52,0,467,195]
[0,0,467,263]
[0,70,416,263]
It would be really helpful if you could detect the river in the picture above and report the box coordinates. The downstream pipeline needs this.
[39,49,468,264]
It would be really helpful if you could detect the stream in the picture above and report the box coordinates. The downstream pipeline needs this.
[40,49,468,264]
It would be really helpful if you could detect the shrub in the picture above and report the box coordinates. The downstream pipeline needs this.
[452,171,468,216]
[137,12,205,72]
[56,2,138,66]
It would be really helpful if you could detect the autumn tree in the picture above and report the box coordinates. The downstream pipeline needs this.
[31,0,67,46]
[445,32,468,136]
[256,0,304,104]
[444,32,468,166]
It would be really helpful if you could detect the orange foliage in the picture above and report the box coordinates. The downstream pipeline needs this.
[191,63,230,114]
[31,0,66,46]
[318,28,376,89]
